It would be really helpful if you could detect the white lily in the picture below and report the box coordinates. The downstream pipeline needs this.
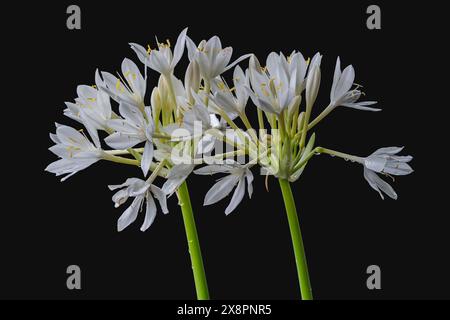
[360,147,413,200]
[211,65,250,116]
[99,58,147,109]
[186,35,251,82]
[105,102,154,176]
[183,95,229,154]
[194,161,254,215]
[330,57,380,111]
[109,178,168,232]
[364,147,414,176]
[130,28,188,77]
[46,124,103,181]
[64,70,112,147]
[247,54,303,115]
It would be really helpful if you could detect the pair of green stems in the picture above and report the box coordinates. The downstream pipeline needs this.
[177,179,312,300]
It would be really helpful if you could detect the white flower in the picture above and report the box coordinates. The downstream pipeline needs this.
[330,57,379,111]
[247,54,303,115]
[186,35,251,81]
[130,28,188,76]
[211,65,250,116]
[180,92,229,154]
[64,70,112,147]
[109,178,168,232]
[99,58,147,109]
[268,51,309,96]
[105,102,154,176]
[364,147,413,176]
[362,147,413,199]
[46,124,103,181]
[195,161,254,215]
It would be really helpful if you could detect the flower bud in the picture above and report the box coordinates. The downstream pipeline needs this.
[185,61,200,104]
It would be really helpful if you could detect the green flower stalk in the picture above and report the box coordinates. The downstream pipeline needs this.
[278,179,313,300]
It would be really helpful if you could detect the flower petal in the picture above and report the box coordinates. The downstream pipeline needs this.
[117,196,144,231]
[225,176,245,215]
[204,174,239,206]
[140,195,156,231]
[141,141,154,176]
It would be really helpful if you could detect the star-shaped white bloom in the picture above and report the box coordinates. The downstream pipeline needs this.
[109,178,168,232]
[211,65,250,116]
[105,102,154,176]
[330,57,380,111]
[64,70,112,147]
[195,161,254,215]
[247,53,321,115]
[186,35,251,82]
[46,124,103,181]
[362,147,413,199]
[99,58,147,109]
[130,28,188,76]
[176,91,229,154]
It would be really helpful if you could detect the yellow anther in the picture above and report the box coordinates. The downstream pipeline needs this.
[306,57,311,66]
[217,81,226,91]
[91,85,97,89]
[124,71,137,81]
[147,45,152,54]
[260,83,270,97]
[116,79,125,93]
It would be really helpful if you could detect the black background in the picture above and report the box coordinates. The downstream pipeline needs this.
[2,1,447,300]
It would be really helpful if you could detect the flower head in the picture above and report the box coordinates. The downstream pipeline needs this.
[330,57,379,111]
[195,161,254,215]
[361,147,413,199]
[186,35,251,81]
[64,70,112,147]
[211,66,250,116]
[109,178,168,232]
[46,124,103,181]
[105,103,154,176]
[99,58,147,109]
[130,28,188,76]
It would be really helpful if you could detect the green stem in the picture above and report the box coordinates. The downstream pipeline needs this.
[316,147,362,163]
[177,181,210,300]
[278,179,313,300]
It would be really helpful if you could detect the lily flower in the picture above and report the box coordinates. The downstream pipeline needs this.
[99,58,147,109]
[194,161,254,215]
[362,147,413,199]
[186,35,251,82]
[64,70,112,147]
[330,57,380,111]
[105,102,154,176]
[247,54,302,115]
[130,28,188,77]
[46,124,103,181]
[109,178,168,232]
[211,65,250,116]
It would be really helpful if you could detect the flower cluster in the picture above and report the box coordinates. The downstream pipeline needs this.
[46,28,413,232]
